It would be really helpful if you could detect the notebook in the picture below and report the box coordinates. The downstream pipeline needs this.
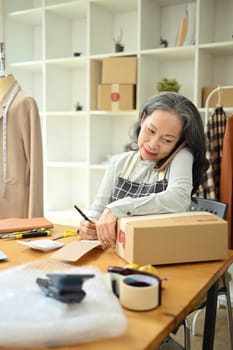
[0,217,54,234]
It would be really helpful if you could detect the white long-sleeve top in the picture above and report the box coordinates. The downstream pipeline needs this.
[87,148,193,219]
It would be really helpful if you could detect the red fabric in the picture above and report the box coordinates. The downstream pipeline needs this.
[220,115,233,248]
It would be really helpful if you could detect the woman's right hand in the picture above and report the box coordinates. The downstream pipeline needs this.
[79,219,97,240]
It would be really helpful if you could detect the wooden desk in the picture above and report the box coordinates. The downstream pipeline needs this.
[1,224,233,350]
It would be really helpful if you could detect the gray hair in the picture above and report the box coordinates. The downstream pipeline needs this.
[129,92,208,196]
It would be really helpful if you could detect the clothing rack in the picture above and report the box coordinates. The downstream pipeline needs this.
[205,85,233,126]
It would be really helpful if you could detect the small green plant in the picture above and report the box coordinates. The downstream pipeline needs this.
[74,101,83,111]
[160,36,168,48]
[156,78,181,93]
[113,29,124,52]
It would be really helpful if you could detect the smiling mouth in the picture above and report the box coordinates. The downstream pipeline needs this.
[143,146,157,157]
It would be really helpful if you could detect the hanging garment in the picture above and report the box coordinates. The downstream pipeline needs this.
[220,114,233,249]
[199,106,227,200]
[0,81,43,218]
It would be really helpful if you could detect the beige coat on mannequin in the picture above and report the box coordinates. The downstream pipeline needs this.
[0,75,43,218]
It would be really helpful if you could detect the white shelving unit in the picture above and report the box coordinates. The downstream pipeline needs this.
[1,0,233,226]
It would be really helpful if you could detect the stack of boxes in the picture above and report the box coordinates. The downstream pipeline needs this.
[97,56,137,111]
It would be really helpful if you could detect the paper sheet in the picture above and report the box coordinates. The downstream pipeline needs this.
[52,240,101,261]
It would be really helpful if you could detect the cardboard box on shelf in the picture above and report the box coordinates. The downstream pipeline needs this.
[202,86,233,107]
[102,56,137,84]
[115,212,228,265]
[98,83,135,111]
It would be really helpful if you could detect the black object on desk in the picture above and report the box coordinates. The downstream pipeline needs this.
[0,228,51,239]
[36,273,94,303]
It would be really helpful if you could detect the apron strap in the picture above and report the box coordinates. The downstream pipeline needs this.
[122,152,140,179]
[122,141,186,180]
[158,171,165,181]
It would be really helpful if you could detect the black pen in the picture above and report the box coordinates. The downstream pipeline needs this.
[74,204,94,223]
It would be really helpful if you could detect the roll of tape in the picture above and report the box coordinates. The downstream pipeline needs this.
[119,274,160,311]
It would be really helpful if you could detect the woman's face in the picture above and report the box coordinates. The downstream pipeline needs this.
[138,110,183,161]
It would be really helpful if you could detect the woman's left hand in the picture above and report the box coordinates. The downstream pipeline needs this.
[96,208,117,249]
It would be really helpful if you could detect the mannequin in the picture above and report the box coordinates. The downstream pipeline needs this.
[0,73,44,218]
[0,74,16,99]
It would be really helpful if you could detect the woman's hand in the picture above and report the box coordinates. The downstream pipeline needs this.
[96,208,117,249]
[79,219,97,240]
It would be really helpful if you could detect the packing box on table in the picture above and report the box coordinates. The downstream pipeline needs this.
[101,56,137,84]
[115,212,228,265]
[97,84,135,110]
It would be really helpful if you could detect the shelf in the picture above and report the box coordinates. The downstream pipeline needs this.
[46,111,87,117]
[89,0,138,55]
[46,57,87,68]
[90,51,138,59]
[90,0,138,13]
[90,110,137,116]
[45,1,88,19]
[4,1,43,12]
[9,61,43,71]
[141,46,195,60]
[89,164,107,170]
[199,42,233,56]
[46,166,89,212]
[3,0,233,217]
[46,161,88,168]
[8,8,43,25]
[46,115,88,162]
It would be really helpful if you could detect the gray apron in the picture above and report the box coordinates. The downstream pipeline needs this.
[112,152,168,201]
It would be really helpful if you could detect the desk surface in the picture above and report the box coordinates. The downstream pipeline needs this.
[1,224,233,350]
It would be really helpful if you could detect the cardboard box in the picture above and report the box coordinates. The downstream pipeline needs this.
[102,56,137,84]
[202,86,233,107]
[98,84,135,111]
[115,212,228,265]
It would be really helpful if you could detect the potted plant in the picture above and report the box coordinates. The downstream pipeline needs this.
[160,36,168,48]
[156,78,181,93]
[74,102,83,111]
[113,29,124,52]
